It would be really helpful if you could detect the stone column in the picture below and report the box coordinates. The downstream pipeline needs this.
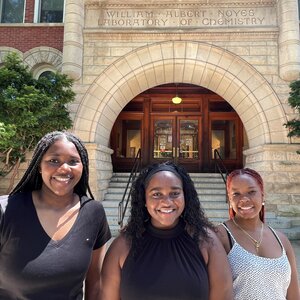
[85,143,114,201]
[278,0,300,81]
[244,144,300,217]
[62,0,84,81]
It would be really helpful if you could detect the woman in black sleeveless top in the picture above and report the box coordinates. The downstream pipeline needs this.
[100,162,233,300]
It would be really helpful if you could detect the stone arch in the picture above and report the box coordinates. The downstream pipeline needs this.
[23,47,63,73]
[0,46,62,74]
[74,41,289,148]
[0,47,23,64]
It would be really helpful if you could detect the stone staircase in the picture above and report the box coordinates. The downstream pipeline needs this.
[102,173,300,239]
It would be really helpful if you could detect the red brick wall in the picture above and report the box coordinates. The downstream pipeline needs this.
[0,26,64,52]
[25,0,35,23]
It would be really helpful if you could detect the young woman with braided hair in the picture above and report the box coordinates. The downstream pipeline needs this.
[100,161,233,300]
[0,131,111,299]
[216,168,300,300]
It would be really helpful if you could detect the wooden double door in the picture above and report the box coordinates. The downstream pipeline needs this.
[110,84,243,172]
[151,115,202,172]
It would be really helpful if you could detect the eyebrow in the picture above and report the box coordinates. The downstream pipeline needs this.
[148,186,182,192]
[231,186,257,191]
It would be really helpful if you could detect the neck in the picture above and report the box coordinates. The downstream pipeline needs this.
[232,217,262,230]
[35,189,77,210]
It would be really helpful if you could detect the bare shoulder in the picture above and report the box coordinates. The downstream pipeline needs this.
[215,222,228,241]
[105,234,130,264]
[201,227,227,256]
[272,229,293,251]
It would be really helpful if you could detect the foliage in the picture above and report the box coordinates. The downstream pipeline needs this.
[0,52,75,184]
[284,79,300,154]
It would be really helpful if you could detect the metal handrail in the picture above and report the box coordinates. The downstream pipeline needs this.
[213,149,229,202]
[118,148,142,228]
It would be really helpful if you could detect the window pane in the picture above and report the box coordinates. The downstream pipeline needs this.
[179,120,199,159]
[115,120,141,158]
[153,120,173,158]
[211,120,236,159]
[40,0,64,23]
[39,71,55,79]
[1,0,24,23]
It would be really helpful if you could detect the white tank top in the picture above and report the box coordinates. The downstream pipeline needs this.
[221,223,291,300]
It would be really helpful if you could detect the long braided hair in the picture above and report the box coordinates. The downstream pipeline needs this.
[10,131,94,199]
[122,161,214,256]
[226,168,265,222]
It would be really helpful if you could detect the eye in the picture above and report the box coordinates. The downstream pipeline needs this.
[48,159,60,165]
[170,191,181,198]
[248,190,256,196]
[232,192,240,197]
[68,159,81,166]
[151,192,162,199]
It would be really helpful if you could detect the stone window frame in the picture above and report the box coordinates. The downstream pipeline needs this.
[31,64,57,79]
[33,0,65,23]
[0,0,26,23]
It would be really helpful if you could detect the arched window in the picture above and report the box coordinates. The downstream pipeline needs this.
[39,70,55,79]
[0,0,25,23]
[32,64,57,79]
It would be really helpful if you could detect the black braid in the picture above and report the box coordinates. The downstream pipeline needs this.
[10,131,94,199]
[122,161,214,256]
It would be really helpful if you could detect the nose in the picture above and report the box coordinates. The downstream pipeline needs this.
[240,194,250,201]
[160,195,173,204]
[58,162,71,172]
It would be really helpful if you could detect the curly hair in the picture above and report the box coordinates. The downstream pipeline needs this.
[226,168,265,222]
[122,161,214,255]
[10,131,94,199]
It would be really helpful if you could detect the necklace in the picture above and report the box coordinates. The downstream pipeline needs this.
[232,218,264,253]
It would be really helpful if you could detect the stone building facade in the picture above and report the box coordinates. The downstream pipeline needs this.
[1,0,300,221]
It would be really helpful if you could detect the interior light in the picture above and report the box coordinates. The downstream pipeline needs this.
[172,95,182,104]
[172,84,182,104]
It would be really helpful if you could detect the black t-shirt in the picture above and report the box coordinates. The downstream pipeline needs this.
[0,192,111,300]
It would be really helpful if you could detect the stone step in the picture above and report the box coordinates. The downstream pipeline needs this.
[103,173,300,239]
[105,186,226,197]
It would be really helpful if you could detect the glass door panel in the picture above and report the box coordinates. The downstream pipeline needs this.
[153,119,173,159]
[179,119,199,159]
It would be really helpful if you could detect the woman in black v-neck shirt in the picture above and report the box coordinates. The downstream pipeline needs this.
[0,131,111,300]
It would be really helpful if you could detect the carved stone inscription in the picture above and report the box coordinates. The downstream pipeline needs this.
[85,6,276,28]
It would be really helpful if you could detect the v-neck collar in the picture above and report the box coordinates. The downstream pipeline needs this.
[29,192,82,247]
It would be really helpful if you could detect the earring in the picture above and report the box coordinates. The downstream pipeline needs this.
[262,202,265,206]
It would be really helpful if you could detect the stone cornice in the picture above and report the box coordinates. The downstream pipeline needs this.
[85,1,277,8]
[83,28,278,40]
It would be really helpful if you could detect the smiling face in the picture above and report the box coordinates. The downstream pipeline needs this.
[228,173,264,220]
[39,138,83,198]
[145,170,185,229]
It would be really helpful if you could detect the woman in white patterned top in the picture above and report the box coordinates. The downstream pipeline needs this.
[216,168,300,300]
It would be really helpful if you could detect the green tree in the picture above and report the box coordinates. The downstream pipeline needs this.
[0,52,75,191]
[284,79,300,154]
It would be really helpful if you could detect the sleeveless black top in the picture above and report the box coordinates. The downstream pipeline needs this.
[120,220,209,300]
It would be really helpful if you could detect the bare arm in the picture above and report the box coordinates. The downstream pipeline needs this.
[100,235,129,300]
[201,229,233,300]
[278,232,300,300]
[84,243,109,300]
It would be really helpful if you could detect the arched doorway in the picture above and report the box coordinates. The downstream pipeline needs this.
[110,83,244,172]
